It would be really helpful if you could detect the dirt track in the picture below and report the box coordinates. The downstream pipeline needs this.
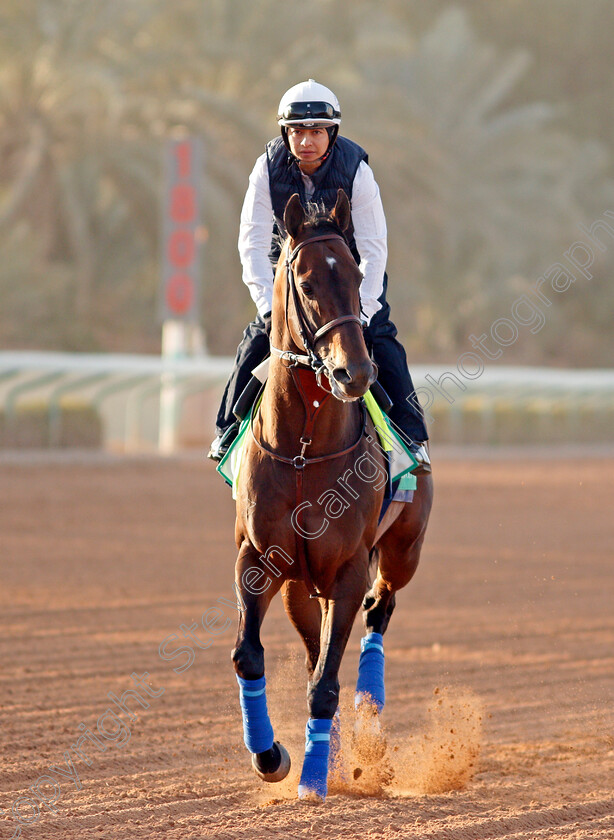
[1,453,613,839]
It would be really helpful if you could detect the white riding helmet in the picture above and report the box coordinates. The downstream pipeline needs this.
[277,79,341,127]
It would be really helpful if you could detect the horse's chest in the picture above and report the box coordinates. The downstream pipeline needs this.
[237,467,379,563]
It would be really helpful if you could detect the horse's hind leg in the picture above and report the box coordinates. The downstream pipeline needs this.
[282,579,321,678]
[363,474,433,637]
[354,475,433,748]
[231,541,290,783]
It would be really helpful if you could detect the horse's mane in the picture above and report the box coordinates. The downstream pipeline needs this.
[302,200,347,237]
[303,200,330,228]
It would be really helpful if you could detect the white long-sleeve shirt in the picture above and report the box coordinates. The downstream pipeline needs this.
[237,153,387,323]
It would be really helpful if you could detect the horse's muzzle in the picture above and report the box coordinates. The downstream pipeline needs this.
[330,359,377,400]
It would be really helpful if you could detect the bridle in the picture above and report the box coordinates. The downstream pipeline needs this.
[270,231,363,387]
[253,229,369,598]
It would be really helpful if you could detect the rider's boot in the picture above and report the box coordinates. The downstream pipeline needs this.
[207,422,240,462]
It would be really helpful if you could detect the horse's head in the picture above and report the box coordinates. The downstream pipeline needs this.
[273,190,377,401]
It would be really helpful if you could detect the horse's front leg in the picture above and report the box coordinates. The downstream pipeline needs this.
[231,540,290,782]
[298,557,368,802]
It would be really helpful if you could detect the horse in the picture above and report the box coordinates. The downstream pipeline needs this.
[230,189,433,802]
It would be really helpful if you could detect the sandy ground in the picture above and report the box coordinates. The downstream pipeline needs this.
[0,452,613,840]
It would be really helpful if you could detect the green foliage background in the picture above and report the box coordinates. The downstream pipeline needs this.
[1,0,613,364]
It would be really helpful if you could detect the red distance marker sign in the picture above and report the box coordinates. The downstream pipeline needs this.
[160,139,203,322]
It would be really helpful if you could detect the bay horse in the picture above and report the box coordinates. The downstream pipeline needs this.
[231,190,433,801]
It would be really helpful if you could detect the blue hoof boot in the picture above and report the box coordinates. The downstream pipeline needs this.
[355,632,385,712]
[298,718,332,802]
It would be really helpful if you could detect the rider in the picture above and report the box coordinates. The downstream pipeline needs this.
[208,79,430,474]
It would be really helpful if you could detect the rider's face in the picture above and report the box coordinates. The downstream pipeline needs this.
[287,126,329,172]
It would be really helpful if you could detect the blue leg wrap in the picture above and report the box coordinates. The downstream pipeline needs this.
[298,717,333,800]
[236,674,274,754]
[355,632,385,712]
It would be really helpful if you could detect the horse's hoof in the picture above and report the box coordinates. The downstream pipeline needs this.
[252,741,291,782]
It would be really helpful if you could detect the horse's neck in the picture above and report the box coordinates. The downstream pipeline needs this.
[259,358,360,458]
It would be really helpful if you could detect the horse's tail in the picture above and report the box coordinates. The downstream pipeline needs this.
[368,545,380,576]
[362,546,380,611]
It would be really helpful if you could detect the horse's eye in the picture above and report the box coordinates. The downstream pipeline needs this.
[300,283,314,298]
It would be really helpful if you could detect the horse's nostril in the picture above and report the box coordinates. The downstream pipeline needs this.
[332,363,376,395]
[333,368,352,385]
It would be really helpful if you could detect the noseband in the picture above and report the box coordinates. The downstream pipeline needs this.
[270,232,363,382]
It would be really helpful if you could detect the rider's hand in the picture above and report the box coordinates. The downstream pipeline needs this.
[263,311,272,335]
[361,320,374,355]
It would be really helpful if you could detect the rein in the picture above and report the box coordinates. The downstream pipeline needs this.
[253,230,367,598]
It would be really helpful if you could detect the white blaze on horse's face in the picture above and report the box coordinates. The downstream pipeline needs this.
[326,257,337,269]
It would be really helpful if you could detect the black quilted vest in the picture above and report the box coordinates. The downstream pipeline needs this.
[265,135,368,265]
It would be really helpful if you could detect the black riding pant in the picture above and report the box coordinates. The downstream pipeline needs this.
[215,314,271,435]
[215,276,428,442]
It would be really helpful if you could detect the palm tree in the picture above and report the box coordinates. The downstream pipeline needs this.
[0,0,171,322]
[336,6,614,354]
[0,0,328,348]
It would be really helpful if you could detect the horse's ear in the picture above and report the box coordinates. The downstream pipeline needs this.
[330,189,351,232]
[284,193,305,240]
